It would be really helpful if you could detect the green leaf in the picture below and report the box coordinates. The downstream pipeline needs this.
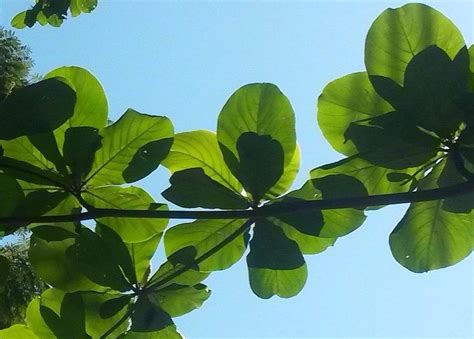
[99,295,132,319]
[0,173,24,217]
[147,262,209,290]
[131,297,174,332]
[247,219,306,298]
[344,110,440,169]
[0,324,38,338]
[265,145,300,199]
[27,132,68,175]
[311,155,419,197]
[0,78,76,140]
[284,179,366,238]
[317,72,392,155]
[26,290,129,339]
[370,46,470,139]
[150,283,211,317]
[164,219,249,271]
[85,109,173,186]
[63,127,102,181]
[365,3,465,85]
[126,234,161,285]
[60,293,90,338]
[220,132,284,202]
[11,11,28,29]
[162,130,242,193]
[0,255,9,293]
[68,227,133,291]
[0,156,66,187]
[122,326,183,339]
[217,83,297,199]
[83,186,168,243]
[29,231,103,292]
[162,168,250,209]
[389,160,474,272]
[70,0,98,17]
[469,45,474,91]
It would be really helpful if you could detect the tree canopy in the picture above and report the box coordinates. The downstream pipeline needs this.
[0,2,472,338]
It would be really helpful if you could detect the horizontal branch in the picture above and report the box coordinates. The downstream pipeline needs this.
[1,180,473,225]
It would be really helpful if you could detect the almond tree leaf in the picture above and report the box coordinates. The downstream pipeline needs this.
[389,159,474,272]
[365,3,465,85]
[0,78,76,140]
[150,283,211,317]
[125,234,161,285]
[317,72,392,155]
[85,109,173,186]
[164,219,248,271]
[162,130,242,193]
[162,168,250,209]
[0,324,39,338]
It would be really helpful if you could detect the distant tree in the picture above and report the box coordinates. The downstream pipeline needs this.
[0,27,33,99]
[0,239,47,329]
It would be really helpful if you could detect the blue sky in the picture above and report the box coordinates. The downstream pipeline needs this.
[1,1,473,338]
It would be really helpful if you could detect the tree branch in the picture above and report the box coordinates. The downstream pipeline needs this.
[0,180,473,225]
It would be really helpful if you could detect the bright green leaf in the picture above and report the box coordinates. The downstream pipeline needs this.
[150,283,211,317]
[0,324,38,338]
[317,72,392,155]
[365,3,465,85]
[83,186,168,243]
[162,168,250,209]
[162,130,242,193]
[265,145,300,199]
[389,160,474,272]
[164,219,249,271]
[85,109,173,186]
[122,326,183,339]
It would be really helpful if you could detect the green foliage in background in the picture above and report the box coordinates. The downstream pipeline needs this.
[11,0,98,28]
[0,3,473,338]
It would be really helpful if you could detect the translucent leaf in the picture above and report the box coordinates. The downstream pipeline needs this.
[122,326,183,339]
[217,83,297,199]
[0,78,76,140]
[83,186,168,243]
[0,324,38,338]
[162,168,250,209]
[265,145,300,199]
[125,234,161,285]
[220,132,284,202]
[164,219,249,271]
[247,219,306,298]
[162,130,241,193]
[389,160,474,272]
[365,3,465,85]
[85,109,173,185]
[317,72,392,155]
[150,283,211,317]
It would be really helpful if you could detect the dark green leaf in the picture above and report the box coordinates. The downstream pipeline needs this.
[68,227,132,291]
[131,297,173,332]
[63,127,102,181]
[60,293,90,338]
[151,284,211,317]
[365,3,465,85]
[162,168,250,209]
[0,173,24,218]
[39,306,64,338]
[147,261,209,290]
[164,219,249,271]
[31,226,77,242]
[221,132,284,202]
[83,186,168,243]
[0,78,76,140]
[85,109,173,186]
[0,156,66,187]
[28,132,67,175]
[99,295,131,319]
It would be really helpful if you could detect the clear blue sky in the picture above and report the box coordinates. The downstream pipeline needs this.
[1,1,473,338]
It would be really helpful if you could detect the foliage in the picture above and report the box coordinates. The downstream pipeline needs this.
[0,27,33,100]
[11,0,98,28]
[0,3,472,338]
[0,239,47,329]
